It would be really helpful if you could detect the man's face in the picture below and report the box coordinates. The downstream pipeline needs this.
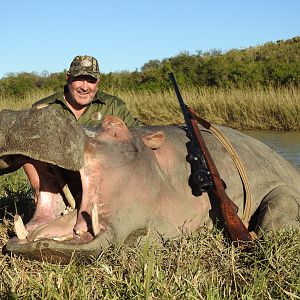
[67,74,99,107]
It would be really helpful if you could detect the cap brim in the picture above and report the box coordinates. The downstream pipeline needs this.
[69,71,100,80]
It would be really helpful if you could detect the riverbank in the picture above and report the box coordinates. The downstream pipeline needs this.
[1,86,299,130]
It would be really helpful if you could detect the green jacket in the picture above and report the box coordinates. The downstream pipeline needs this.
[33,86,138,127]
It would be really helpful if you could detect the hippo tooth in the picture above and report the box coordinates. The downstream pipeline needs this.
[91,202,100,236]
[52,234,74,241]
[52,167,76,209]
[74,229,85,236]
[63,206,74,215]
[35,103,49,110]
[61,184,76,209]
[14,214,29,240]
[33,233,73,242]
[32,236,45,242]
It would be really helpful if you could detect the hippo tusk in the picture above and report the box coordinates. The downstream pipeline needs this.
[61,184,76,210]
[74,203,101,237]
[14,214,29,240]
[52,167,76,209]
[0,158,11,169]
[91,202,100,236]
[74,229,85,236]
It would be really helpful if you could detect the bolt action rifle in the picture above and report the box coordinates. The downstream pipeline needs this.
[169,72,252,243]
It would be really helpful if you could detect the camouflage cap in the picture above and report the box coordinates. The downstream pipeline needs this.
[68,55,100,79]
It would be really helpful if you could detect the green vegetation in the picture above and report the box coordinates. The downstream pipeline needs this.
[1,37,300,97]
[1,214,299,299]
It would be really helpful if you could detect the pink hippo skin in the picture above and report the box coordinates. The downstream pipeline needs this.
[72,116,211,242]
[2,109,300,262]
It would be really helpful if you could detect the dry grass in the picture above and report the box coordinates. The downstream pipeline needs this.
[0,89,52,110]
[1,86,300,130]
[115,86,300,130]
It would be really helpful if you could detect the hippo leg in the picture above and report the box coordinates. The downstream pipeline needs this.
[255,185,300,236]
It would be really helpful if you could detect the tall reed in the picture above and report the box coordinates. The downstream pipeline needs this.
[1,86,299,130]
[0,89,52,110]
[115,86,300,130]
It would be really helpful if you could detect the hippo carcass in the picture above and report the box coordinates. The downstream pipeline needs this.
[1,107,300,262]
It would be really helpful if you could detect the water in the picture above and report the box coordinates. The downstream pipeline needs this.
[242,130,300,171]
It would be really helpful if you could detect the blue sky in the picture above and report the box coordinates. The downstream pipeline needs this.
[0,0,299,79]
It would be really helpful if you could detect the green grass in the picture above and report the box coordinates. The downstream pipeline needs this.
[0,222,299,299]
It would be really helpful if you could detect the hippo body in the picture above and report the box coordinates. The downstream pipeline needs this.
[2,108,300,262]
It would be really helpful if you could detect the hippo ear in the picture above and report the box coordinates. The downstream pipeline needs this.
[99,115,130,140]
[142,131,165,149]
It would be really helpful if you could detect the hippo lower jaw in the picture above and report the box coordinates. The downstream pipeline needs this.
[5,204,108,263]
[5,219,113,264]
[4,232,111,264]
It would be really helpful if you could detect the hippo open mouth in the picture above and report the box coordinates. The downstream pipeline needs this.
[0,107,117,263]
[4,143,151,263]
[4,166,112,263]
